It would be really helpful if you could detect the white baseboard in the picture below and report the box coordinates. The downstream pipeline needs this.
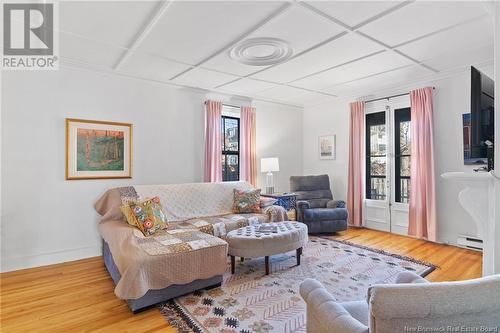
[0,245,102,273]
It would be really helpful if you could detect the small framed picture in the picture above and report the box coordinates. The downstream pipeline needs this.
[66,118,132,180]
[319,135,335,160]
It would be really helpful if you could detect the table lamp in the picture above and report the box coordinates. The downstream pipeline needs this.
[261,157,279,194]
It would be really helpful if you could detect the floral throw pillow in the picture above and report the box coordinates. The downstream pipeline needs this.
[233,189,261,213]
[120,196,167,236]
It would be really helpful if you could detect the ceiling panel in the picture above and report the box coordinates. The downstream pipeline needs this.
[200,56,271,78]
[139,1,286,65]
[327,65,433,96]
[251,33,384,83]
[291,51,413,92]
[255,85,315,100]
[60,1,160,47]
[219,78,279,95]
[256,85,336,104]
[57,1,495,106]
[118,52,191,83]
[422,44,494,72]
[359,1,488,47]
[396,17,494,62]
[172,68,238,89]
[291,91,338,105]
[202,5,345,76]
[304,1,403,27]
[59,33,124,68]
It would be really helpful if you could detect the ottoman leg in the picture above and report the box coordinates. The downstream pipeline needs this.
[296,247,302,266]
[265,256,270,275]
[231,256,235,274]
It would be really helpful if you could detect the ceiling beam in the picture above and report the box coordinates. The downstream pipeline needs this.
[351,0,416,30]
[113,0,174,70]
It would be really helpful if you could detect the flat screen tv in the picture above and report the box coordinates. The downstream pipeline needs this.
[470,66,494,168]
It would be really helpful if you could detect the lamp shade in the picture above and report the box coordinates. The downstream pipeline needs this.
[261,157,279,172]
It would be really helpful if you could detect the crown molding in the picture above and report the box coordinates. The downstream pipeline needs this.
[303,58,494,109]
[59,58,304,109]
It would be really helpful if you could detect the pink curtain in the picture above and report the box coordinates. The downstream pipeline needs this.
[408,87,437,242]
[204,100,223,182]
[240,106,257,186]
[347,101,365,227]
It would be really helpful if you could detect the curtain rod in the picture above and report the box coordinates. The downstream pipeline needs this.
[364,87,435,104]
[204,101,241,109]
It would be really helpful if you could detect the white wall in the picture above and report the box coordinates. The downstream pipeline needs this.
[255,101,303,192]
[302,69,493,245]
[302,98,350,201]
[0,67,302,272]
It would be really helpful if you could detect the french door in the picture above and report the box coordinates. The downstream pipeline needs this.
[364,96,411,235]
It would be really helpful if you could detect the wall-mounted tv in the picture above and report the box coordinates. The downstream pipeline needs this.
[469,66,494,168]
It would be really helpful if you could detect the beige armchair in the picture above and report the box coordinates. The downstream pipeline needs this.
[300,272,500,333]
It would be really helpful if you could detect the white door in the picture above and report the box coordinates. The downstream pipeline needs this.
[364,96,411,234]
[364,100,391,232]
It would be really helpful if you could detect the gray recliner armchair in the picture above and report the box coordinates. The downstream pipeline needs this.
[290,174,348,233]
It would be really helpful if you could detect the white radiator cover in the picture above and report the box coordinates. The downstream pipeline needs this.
[457,234,483,251]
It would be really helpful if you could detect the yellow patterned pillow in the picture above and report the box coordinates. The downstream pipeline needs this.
[120,197,167,236]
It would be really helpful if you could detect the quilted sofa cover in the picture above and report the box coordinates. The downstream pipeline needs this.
[95,181,274,299]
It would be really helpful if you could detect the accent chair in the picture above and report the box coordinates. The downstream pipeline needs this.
[300,271,500,333]
[290,174,348,233]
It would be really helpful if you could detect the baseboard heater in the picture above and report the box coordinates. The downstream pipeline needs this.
[457,235,483,251]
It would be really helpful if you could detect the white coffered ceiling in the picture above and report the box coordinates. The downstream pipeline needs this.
[58,0,494,106]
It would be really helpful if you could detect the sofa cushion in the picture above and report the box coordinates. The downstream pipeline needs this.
[132,182,254,222]
[295,190,333,202]
[260,197,277,208]
[120,197,167,236]
[340,301,369,326]
[300,198,330,208]
[99,220,228,300]
[303,208,348,221]
[290,174,331,191]
[170,213,268,238]
[135,229,227,256]
[232,188,261,213]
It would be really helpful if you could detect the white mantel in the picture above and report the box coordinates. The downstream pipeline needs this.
[442,171,498,275]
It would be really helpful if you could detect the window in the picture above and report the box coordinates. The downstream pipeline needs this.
[221,116,240,181]
[395,108,411,203]
[366,111,387,200]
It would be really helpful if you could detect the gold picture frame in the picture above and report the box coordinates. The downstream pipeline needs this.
[66,118,133,180]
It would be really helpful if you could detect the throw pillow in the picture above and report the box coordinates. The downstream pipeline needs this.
[120,196,167,236]
[233,188,261,213]
[260,197,277,208]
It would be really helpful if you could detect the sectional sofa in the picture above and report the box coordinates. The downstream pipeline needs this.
[95,181,285,312]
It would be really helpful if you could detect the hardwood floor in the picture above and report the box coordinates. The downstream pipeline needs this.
[0,228,482,333]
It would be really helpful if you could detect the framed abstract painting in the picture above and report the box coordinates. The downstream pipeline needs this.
[319,135,335,160]
[66,118,132,180]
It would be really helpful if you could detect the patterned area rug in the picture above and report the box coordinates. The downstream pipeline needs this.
[159,236,437,333]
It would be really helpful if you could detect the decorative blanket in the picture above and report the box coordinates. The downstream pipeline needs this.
[134,182,253,222]
[94,182,289,300]
[136,229,227,256]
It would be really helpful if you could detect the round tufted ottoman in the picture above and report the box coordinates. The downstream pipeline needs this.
[226,222,308,275]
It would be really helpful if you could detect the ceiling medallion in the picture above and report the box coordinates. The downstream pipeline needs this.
[229,37,293,66]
